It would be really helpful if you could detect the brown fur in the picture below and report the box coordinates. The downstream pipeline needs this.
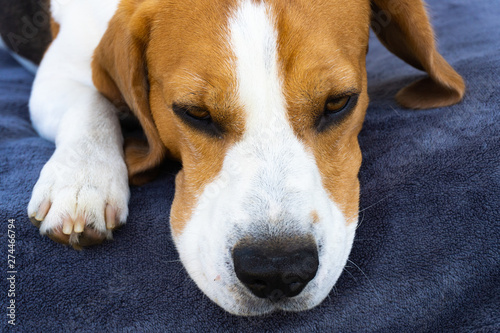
[91,0,464,234]
[50,17,59,40]
[272,0,370,222]
[371,0,465,108]
[93,0,168,186]
[92,0,246,234]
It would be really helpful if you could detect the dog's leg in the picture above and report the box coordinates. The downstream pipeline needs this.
[28,88,129,249]
[27,1,128,249]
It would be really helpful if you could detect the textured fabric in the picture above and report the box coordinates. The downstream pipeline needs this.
[0,0,498,331]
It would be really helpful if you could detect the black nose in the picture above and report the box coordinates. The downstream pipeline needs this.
[232,238,319,302]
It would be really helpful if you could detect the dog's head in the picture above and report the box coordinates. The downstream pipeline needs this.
[92,0,464,315]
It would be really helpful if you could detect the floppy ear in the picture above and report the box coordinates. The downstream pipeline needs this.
[92,0,166,185]
[370,0,465,109]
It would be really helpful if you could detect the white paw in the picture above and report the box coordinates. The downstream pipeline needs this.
[28,141,129,249]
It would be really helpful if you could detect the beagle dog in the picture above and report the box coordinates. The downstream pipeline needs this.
[26,0,464,315]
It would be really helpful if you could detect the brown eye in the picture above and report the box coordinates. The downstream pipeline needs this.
[325,96,350,114]
[316,94,358,132]
[172,103,222,137]
[186,107,211,121]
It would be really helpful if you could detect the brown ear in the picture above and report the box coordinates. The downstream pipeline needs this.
[92,0,166,185]
[371,0,465,109]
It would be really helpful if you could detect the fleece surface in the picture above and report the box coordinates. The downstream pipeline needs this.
[0,0,499,331]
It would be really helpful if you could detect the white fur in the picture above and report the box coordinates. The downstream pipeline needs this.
[28,0,356,316]
[27,0,128,236]
[175,0,356,315]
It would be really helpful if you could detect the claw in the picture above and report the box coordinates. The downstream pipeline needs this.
[74,216,85,234]
[30,216,41,228]
[32,203,115,249]
[36,199,51,221]
[105,205,117,230]
[62,217,74,235]
[30,199,52,227]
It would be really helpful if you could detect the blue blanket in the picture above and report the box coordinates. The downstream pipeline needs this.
[1,0,499,331]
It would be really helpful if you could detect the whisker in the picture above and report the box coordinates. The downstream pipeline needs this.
[327,289,334,300]
[160,259,183,264]
[356,210,366,230]
[346,259,382,300]
[358,193,392,215]
[343,267,358,282]
[390,105,402,117]
[345,193,392,229]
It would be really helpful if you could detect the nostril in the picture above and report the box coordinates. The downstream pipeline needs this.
[288,281,304,293]
[247,280,267,293]
[232,237,319,300]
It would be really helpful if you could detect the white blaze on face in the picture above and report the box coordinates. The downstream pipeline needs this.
[174,0,356,315]
[230,0,284,136]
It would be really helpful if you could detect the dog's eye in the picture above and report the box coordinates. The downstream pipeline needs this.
[325,96,350,114]
[185,107,211,121]
[316,94,358,132]
[172,103,222,137]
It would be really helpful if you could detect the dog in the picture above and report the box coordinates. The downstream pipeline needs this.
[19,0,464,315]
